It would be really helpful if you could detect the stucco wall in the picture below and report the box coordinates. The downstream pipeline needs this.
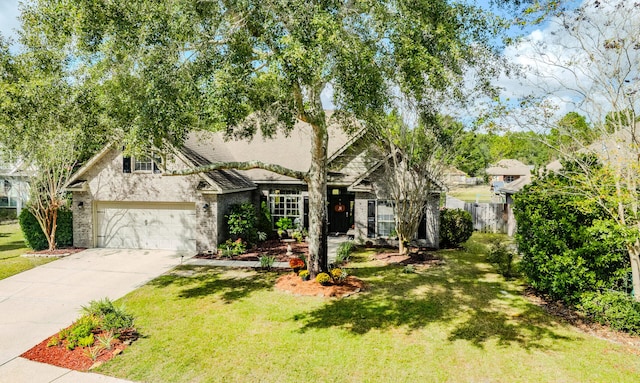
[71,149,227,252]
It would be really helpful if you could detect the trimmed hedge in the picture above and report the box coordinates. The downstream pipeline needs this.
[19,208,73,251]
[439,208,473,248]
[579,291,640,335]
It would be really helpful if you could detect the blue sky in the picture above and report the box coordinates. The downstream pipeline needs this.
[0,0,20,42]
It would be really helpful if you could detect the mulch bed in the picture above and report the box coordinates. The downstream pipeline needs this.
[524,288,640,351]
[369,248,446,267]
[275,273,365,298]
[196,239,308,262]
[21,328,137,371]
[23,247,86,257]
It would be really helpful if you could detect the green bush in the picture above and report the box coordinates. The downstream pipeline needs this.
[257,201,273,237]
[19,208,73,251]
[486,239,518,278]
[513,156,629,303]
[579,291,640,334]
[82,298,135,333]
[335,241,354,265]
[226,203,258,245]
[259,255,276,270]
[0,208,17,222]
[439,208,473,248]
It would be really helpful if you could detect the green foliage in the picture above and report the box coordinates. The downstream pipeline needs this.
[579,291,640,335]
[19,208,72,251]
[220,239,247,257]
[226,203,258,245]
[486,240,519,278]
[80,297,136,334]
[96,331,115,350]
[276,217,294,231]
[513,158,630,303]
[335,241,355,265]
[259,255,276,270]
[330,268,348,284]
[439,209,473,248]
[0,209,17,222]
[46,336,60,347]
[78,333,95,348]
[257,201,273,237]
[315,272,331,285]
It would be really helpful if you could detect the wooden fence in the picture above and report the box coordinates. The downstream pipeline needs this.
[445,196,507,234]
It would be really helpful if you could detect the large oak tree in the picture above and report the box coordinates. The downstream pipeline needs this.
[15,0,510,274]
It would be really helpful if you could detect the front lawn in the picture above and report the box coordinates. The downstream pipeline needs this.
[0,223,55,280]
[97,234,640,382]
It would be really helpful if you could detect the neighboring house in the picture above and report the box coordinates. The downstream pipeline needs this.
[443,167,468,186]
[486,159,532,192]
[66,122,443,253]
[499,175,532,236]
[0,159,32,215]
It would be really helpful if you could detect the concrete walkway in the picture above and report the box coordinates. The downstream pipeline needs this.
[0,248,186,383]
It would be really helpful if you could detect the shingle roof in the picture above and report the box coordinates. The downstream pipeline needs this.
[178,146,256,191]
[486,159,532,176]
[183,120,354,184]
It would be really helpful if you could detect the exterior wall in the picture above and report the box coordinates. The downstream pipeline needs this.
[352,191,441,249]
[72,149,218,252]
[214,191,254,245]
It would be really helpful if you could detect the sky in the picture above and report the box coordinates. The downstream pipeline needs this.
[0,0,630,131]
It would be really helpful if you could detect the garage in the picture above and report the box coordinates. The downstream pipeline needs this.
[95,202,197,252]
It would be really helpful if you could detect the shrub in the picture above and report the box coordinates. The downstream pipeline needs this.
[289,257,305,270]
[439,208,473,248]
[298,270,310,281]
[19,208,73,251]
[78,333,95,348]
[276,217,294,231]
[226,203,258,245]
[579,291,640,334]
[260,255,276,270]
[486,239,518,278]
[330,268,347,284]
[220,238,247,256]
[316,272,331,285]
[513,158,630,303]
[335,241,355,265]
[81,297,135,334]
[257,201,273,237]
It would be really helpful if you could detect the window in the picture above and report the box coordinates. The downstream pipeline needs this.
[269,190,302,227]
[376,200,396,237]
[504,175,517,183]
[134,156,153,172]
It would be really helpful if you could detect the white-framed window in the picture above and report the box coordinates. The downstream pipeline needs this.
[269,190,302,227]
[376,200,396,237]
[133,156,153,172]
[504,175,517,183]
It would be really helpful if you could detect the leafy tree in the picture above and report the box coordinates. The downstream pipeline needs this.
[18,0,511,275]
[513,156,629,303]
[516,0,640,299]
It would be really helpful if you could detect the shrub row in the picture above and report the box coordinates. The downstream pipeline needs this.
[19,208,73,251]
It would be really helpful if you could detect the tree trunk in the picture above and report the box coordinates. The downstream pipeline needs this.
[48,207,58,251]
[307,121,329,278]
[629,241,640,301]
[398,236,407,255]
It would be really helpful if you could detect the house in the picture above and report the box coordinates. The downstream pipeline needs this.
[65,122,443,253]
[485,159,532,192]
[499,175,532,236]
[0,159,32,216]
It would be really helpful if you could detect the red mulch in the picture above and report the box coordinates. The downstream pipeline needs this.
[275,273,365,298]
[21,328,136,371]
[196,239,308,262]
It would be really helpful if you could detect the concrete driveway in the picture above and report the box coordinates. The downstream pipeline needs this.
[0,248,186,382]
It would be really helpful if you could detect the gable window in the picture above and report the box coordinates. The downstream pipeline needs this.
[134,156,154,172]
[269,190,302,228]
[504,175,517,183]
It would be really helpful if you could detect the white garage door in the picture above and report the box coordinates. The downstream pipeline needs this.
[96,202,196,252]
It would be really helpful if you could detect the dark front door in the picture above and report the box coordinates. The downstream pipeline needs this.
[328,194,355,234]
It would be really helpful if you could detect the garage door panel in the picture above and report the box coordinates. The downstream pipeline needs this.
[96,203,196,251]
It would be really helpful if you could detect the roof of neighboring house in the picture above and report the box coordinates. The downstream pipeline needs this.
[500,175,532,194]
[444,167,468,176]
[486,159,532,176]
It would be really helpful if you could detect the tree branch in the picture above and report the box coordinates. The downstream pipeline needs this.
[164,161,308,181]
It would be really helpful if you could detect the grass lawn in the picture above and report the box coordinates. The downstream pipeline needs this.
[0,223,54,280]
[97,234,640,382]
[448,184,494,203]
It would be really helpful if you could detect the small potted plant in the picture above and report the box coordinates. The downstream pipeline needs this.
[315,272,331,286]
[298,270,310,281]
[289,257,305,273]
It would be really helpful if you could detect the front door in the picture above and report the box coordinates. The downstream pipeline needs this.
[328,193,354,234]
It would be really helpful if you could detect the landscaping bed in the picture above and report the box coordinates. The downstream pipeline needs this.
[195,239,308,262]
[275,273,365,298]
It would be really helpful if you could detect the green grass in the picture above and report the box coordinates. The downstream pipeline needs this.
[0,223,55,280]
[97,234,640,382]
[448,185,494,203]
